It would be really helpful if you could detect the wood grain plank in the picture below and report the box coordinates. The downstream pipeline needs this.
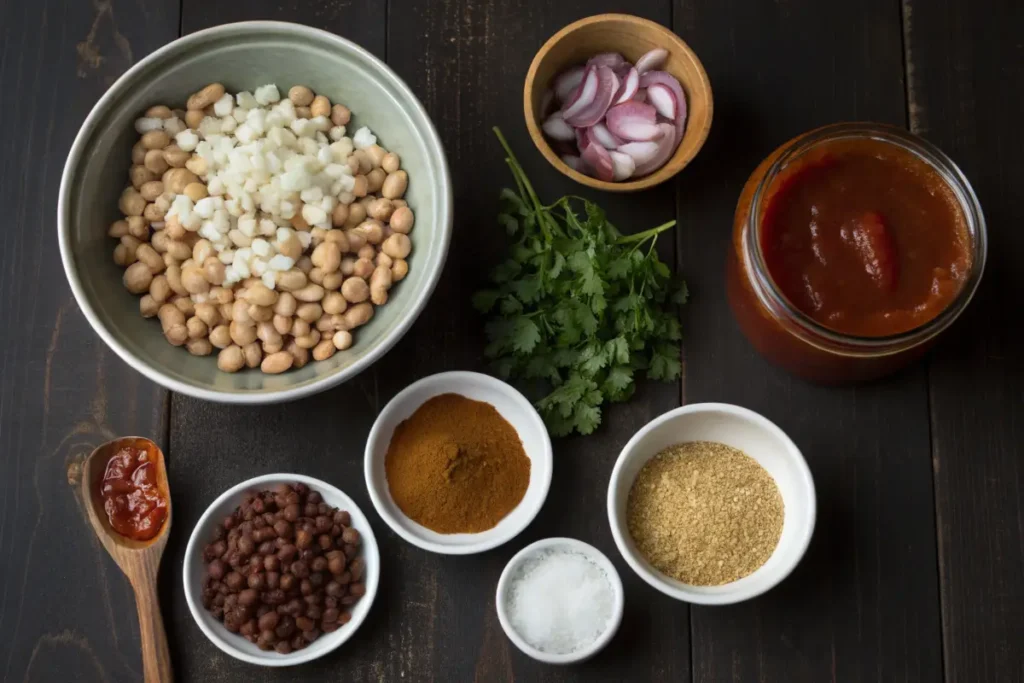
[902,0,1024,681]
[0,0,175,681]
[384,2,685,681]
[673,1,944,681]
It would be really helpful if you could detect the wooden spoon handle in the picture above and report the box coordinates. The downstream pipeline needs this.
[133,579,174,683]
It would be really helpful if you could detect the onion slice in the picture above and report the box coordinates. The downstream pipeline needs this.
[605,101,662,141]
[553,66,585,103]
[542,112,576,141]
[634,123,678,176]
[617,139,661,167]
[613,67,639,104]
[563,66,618,128]
[646,83,677,120]
[587,52,626,68]
[639,71,688,143]
[590,122,624,149]
[561,154,582,172]
[580,140,615,181]
[609,151,636,181]
[634,48,668,74]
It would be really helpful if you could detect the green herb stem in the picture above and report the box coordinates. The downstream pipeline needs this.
[615,220,677,245]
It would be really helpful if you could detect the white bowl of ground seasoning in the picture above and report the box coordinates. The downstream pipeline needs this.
[607,403,816,604]
[496,537,624,664]
[364,371,553,554]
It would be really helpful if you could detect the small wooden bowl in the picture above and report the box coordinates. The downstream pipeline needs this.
[524,14,713,192]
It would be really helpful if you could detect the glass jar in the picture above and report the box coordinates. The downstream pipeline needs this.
[727,123,987,383]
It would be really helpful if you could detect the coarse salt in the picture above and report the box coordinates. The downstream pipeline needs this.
[505,549,615,655]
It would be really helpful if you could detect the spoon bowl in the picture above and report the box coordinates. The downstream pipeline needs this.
[82,436,173,682]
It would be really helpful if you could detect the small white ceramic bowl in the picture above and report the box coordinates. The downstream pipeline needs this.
[183,473,380,666]
[495,537,624,664]
[607,403,815,604]
[364,371,553,554]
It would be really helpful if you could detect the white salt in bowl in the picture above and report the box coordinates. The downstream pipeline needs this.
[607,402,816,605]
[364,371,553,555]
[495,537,624,665]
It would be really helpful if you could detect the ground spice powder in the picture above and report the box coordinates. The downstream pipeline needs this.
[385,393,531,534]
[626,441,784,586]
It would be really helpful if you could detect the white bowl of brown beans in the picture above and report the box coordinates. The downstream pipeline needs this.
[183,473,379,666]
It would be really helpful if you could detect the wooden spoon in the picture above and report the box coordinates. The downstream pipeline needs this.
[81,436,173,683]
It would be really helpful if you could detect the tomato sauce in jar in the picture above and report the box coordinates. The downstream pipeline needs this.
[100,443,168,541]
[728,124,986,383]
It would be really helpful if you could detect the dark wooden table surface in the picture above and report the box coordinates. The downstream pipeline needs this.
[1,0,1021,681]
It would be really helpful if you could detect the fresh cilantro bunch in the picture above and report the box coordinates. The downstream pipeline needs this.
[472,128,688,436]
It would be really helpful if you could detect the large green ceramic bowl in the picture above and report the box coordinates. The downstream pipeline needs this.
[59,22,452,403]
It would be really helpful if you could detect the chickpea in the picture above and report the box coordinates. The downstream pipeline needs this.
[382,170,408,199]
[218,345,245,372]
[136,244,165,274]
[165,168,199,194]
[140,180,164,202]
[183,182,208,202]
[185,155,207,176]
[324,229,350,252]
[164,215,186,240]
[164,323,188,346]
[139,295,159,318]
[357,244,376,261]
[230,320,258,346]
[392,198,408,209]
[191,239,212,265]
[331,203,349,228]
[273,292,298,317]
[261,350,294,374]
[351,175,368,199]
[345,202,367,229]
[339,256,356,276]
[173,296,196,316]
[311,241,342,273]
[291,318,311,338]
[166,240,192,262]
[119,187,146,217]
[287,85,314,106]
[184,109,204,130]
[345,229,366,252]
[389,206,415,234]
[312,339,336,361]
[141,130,171,150]
[308,267,325,285]
[132,141,147,165]
[123,262,153,293]
[130,165,158,189]
[330,104,351,126]
[381,152,400,174]
[353,258,375,280]
[186,316,208,339]
[366,168,386,194]
[382,233,412,259]
[362,144,385,168]
[287,339,310,369]
[310,95,331,118]
[187,338,213,356]
[218,303,233,322]
[262,338,284,354]
[310,226,327,248]
[187,83,226,110]
[322,291,348,315]
[367,198,394,222]
[245,283,278,307]
[292,303,320,323]
[143,148,169,175]
[316,316,335,332]
[341,277,369,304]
[195,302,221,327]
[108,220,129,238]
[181,266,210,295]
[158,302,185,330]
[321,271,343,290]
[149,275,171,303]
[370,265,393,306]
[163,145,189,168]
[209,324,232,348]
[346,155,361,175]
[165,264,187,296]
[296,256,314,274]
[355,220,384,245]
[391,258,409,282]
[143,202,166,222]
[125,216,148,241]
[208,286,233,305]
[150,230,169,253]
[276,234,304,261]
[294,329,321,349]
[257,321,283,346]
[293,283,325,303]
[273,314,293,336]
[243,342,263,369]
[247,304,274,323]
[295,106,312,119]
[332,330,354,351]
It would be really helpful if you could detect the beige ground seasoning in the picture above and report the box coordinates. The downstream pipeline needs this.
[626,441,784,586]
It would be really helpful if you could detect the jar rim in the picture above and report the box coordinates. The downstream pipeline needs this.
[746,122,988,353]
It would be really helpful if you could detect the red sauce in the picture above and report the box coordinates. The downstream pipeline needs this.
[760,138,970,337]
[100,444,167,541]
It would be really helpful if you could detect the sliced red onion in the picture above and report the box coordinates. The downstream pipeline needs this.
[561,66,598,120]
[563,66,618,128]
[580,140,615,181]
[561,154,582,172]
[639,71,688,143]
[590,122,624,149]
[613,67,639,104]
[542,111,576,141]
[617,139,661,166]
[605,101,662,141]
[634,88,647,103]
[634,48,668,74]
[587,52,626,69]
[553,66,585,103]
[646,83,676,119]
[609,151,636,181]
[634,123,678,176]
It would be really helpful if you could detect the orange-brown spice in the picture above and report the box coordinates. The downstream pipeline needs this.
[384,393,530,534]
